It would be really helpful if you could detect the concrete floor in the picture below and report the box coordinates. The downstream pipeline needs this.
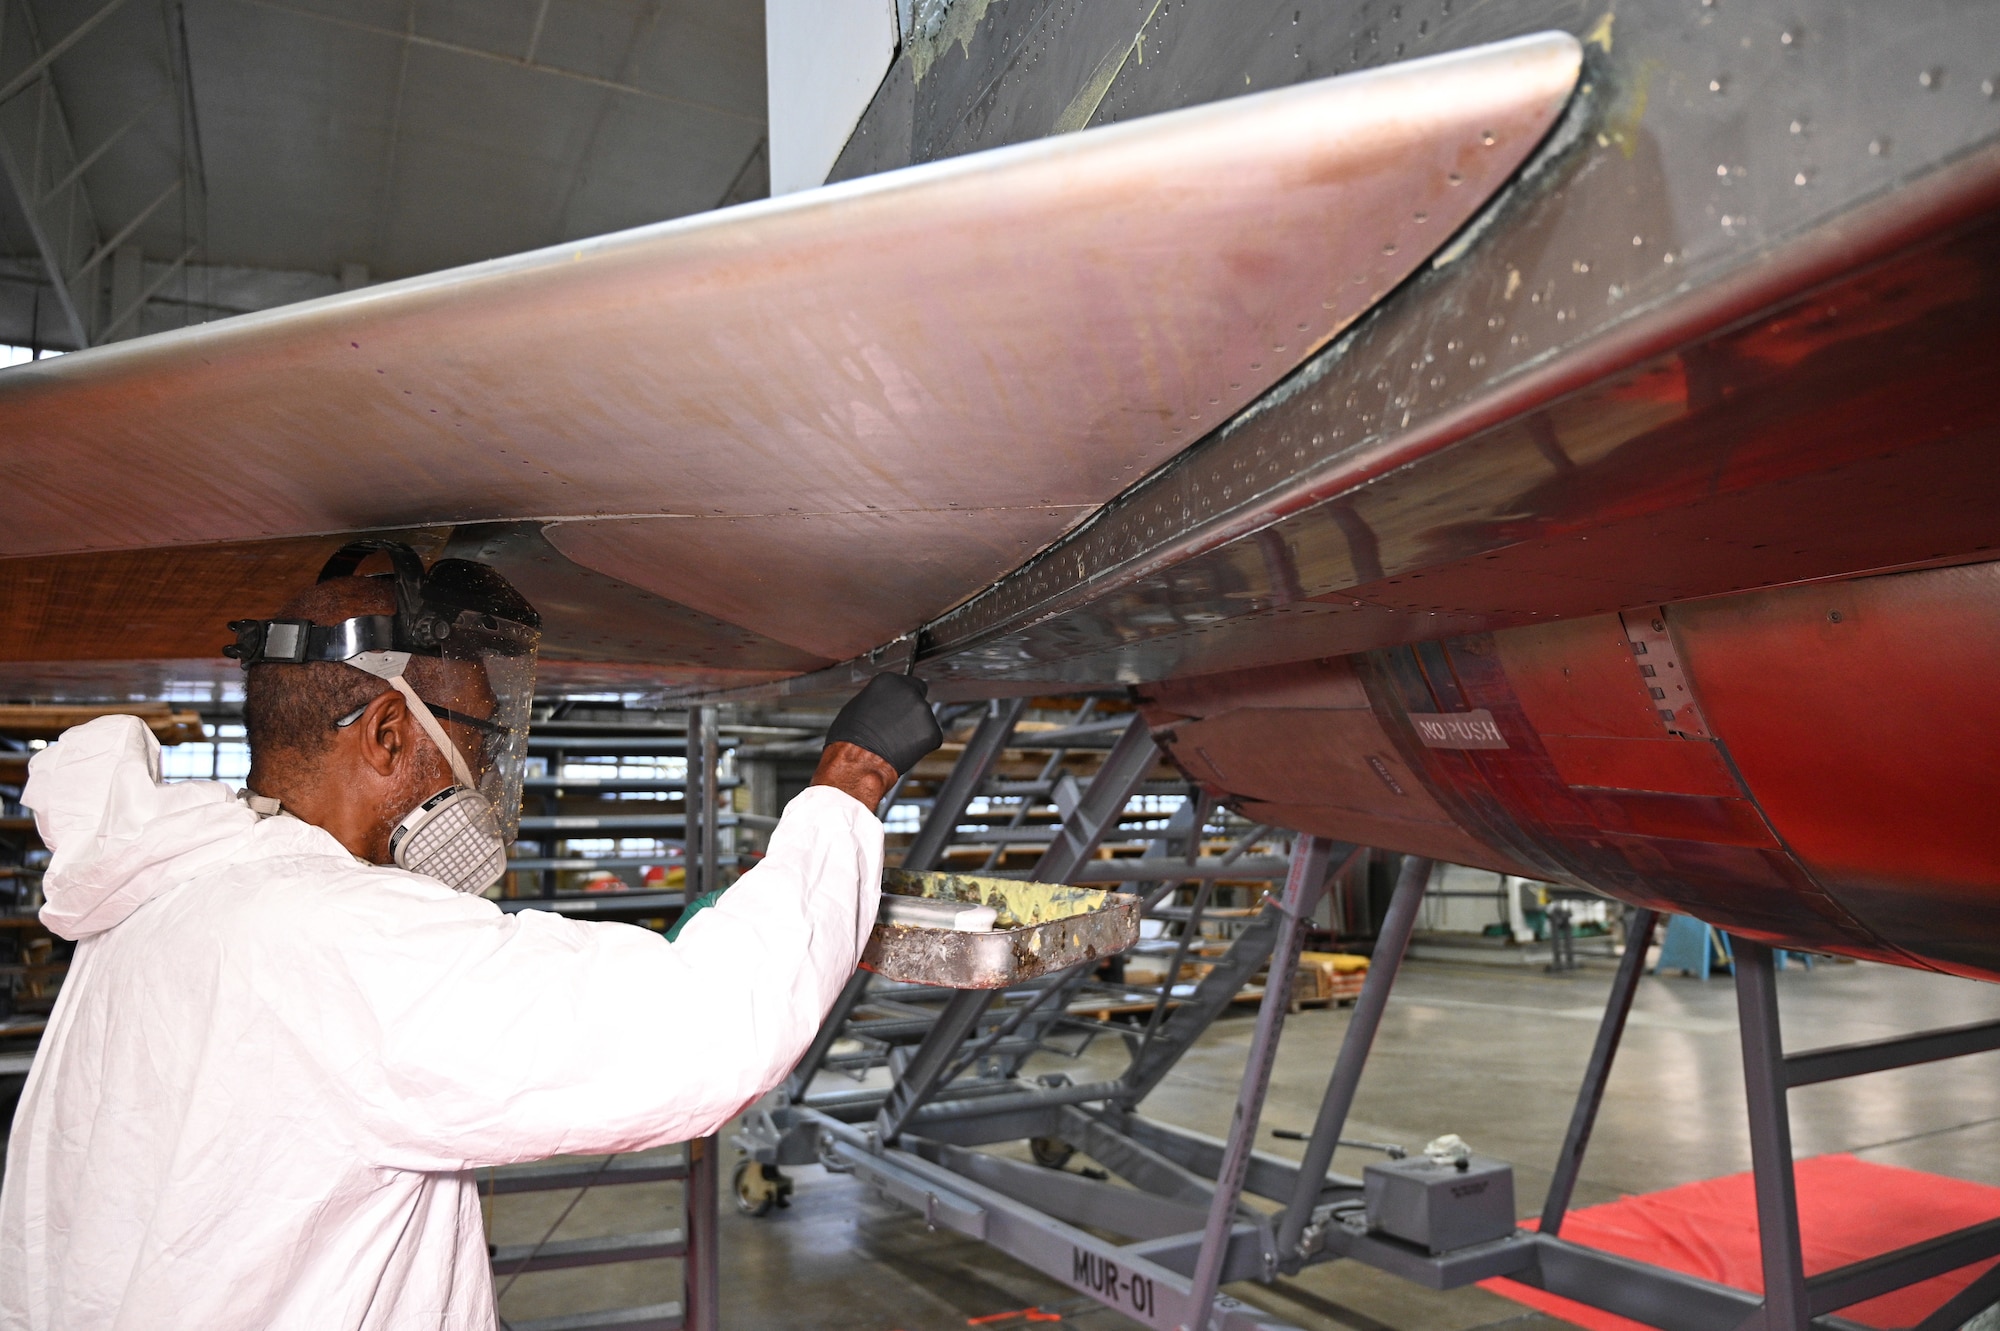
[486,956,2000,1330]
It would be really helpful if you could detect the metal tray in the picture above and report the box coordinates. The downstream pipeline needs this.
[860,868,1142,990]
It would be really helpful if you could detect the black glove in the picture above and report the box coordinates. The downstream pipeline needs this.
[825,674,944,777]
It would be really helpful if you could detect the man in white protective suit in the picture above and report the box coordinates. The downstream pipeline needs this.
[0,540,944,1329]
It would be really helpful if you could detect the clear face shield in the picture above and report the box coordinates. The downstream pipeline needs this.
[227,542,542,895]
[440,609,538,838]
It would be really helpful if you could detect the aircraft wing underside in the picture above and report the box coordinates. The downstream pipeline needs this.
[0,35,1580,700]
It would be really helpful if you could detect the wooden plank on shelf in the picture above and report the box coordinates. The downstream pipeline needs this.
[0,704,206,745]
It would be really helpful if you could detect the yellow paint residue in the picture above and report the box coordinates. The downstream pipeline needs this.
[1584,11,1614,53]
[883,867,1103,927]
[909,0,999,85]
[1606,58,1656,160]
[1053,0,1166,134]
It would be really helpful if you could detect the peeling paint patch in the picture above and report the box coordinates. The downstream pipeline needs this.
[908,0,998,85]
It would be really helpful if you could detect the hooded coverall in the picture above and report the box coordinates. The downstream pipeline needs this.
[0,716,882,1329]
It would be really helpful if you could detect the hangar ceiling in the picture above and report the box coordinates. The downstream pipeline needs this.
[0,0,768,348]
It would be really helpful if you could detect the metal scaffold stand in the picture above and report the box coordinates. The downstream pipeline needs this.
[738,716,2000,1331]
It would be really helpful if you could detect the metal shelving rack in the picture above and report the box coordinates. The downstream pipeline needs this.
[506,715,740,905]
[482,703,742,1331]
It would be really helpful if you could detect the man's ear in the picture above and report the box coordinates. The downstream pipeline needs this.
[354,688,410,777]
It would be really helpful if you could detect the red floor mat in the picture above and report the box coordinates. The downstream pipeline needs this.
[1481,1155,2000,1330]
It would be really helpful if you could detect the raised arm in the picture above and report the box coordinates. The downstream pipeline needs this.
[324,676,942,1170]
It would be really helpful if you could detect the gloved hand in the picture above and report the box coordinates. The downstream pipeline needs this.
[824,674,944,777]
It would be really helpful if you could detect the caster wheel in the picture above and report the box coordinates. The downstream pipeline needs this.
[1029,1136,1075,1170]
[732,1158,794,1216]
[732,1158,773,1216]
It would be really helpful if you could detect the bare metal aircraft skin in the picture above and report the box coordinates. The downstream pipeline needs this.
[3,4,1999,976]
[0,35,1576,687]
[826,0,2000,981]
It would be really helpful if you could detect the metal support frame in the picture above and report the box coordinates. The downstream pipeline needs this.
[982,714,1165,1079]
[71,178,177,281]
[682,1135,719,1331]
[1515,927,2000,1331]
[855,713,1162,1144]
[815,1114,1294,1331]
[1123,898,1288,1102]
[1735,938,1810,1330]
[700,706,720,897]
[0,0,133,105]
[0,0,104,347]
[779,698,1026,1103]
[486,1144,704,1331]
[38,87,161,203]
[874,986,997,1143]
[1274,855,1433,1263]
[0,0,195,352]
[680,708,723,1331]
[1540,907,1659,1237]
[1728,939,2000,1331]
[1915,1258,2000,1331]
[100,241,194,341]
[1185,837,1344,1328]
[1034,714,1158,883]
[905,697,1026,872]
[1785,1015,2000,1087]
[1134,873,1216,1055]
[682,707,715,899]
[803,801,2000,1331]
[767,727,1997,1331]
[977,697,1101,872]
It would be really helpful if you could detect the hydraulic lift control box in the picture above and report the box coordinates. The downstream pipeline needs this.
[1363,1155,1517,1254]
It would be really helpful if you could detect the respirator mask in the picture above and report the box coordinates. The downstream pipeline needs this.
[226,540,542,895]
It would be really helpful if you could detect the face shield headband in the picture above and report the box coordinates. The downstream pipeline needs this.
[224,540,542,841]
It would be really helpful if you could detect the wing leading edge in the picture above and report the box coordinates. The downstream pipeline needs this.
[0,34,1581,692]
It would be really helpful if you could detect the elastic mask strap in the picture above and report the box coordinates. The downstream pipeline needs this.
[387,676,479,791]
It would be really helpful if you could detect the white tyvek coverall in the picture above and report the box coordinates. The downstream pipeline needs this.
[0,716,882,1330]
